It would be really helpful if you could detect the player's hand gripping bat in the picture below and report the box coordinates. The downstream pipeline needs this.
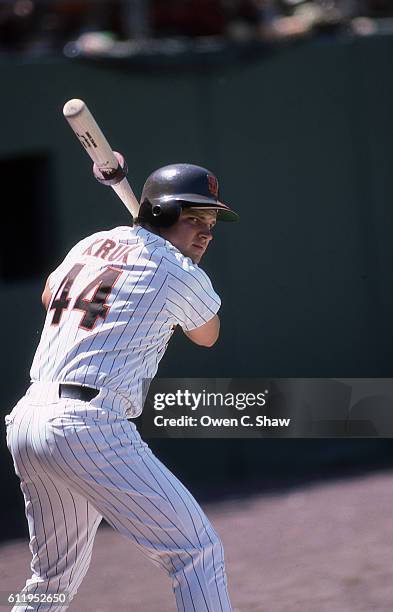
[63,99,139,220]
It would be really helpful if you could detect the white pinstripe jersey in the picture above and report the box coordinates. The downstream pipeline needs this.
[30,226,221,417]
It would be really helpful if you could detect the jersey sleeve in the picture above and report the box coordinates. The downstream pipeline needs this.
[165,253,221,331]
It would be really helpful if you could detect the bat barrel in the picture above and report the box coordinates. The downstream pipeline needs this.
[62,97,140,218]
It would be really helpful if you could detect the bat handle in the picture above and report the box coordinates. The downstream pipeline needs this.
[112,179,140,223]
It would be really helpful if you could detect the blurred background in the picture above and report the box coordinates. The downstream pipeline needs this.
[0,1,393,610]
[0,0,392,56]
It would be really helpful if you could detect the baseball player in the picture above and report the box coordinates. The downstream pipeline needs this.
[5,163,238,611]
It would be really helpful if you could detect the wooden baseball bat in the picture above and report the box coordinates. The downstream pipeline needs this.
[62,98,139,219]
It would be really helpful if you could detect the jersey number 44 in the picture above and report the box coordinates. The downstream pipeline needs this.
[50,264,122,331]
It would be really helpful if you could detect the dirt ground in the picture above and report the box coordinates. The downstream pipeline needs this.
[1,470,393,612]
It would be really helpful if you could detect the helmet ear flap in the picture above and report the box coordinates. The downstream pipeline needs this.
[139,199,182,228]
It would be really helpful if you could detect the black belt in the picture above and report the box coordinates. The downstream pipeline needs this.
[59,384,99,402]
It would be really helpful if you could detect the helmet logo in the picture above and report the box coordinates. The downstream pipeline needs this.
[207,175,218,198]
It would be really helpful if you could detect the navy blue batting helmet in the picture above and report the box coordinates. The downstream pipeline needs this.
[138,163,239,227]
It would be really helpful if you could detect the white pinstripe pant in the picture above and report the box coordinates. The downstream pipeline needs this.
[6,383,232,612]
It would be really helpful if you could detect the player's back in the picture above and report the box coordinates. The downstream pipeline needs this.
[30,226,176,412]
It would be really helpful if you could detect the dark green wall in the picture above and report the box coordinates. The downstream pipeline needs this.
[1,35,393,537]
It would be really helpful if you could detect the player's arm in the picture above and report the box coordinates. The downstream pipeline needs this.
[183,314,220,347]
[165,256,221,347]
[42,277,52,310]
